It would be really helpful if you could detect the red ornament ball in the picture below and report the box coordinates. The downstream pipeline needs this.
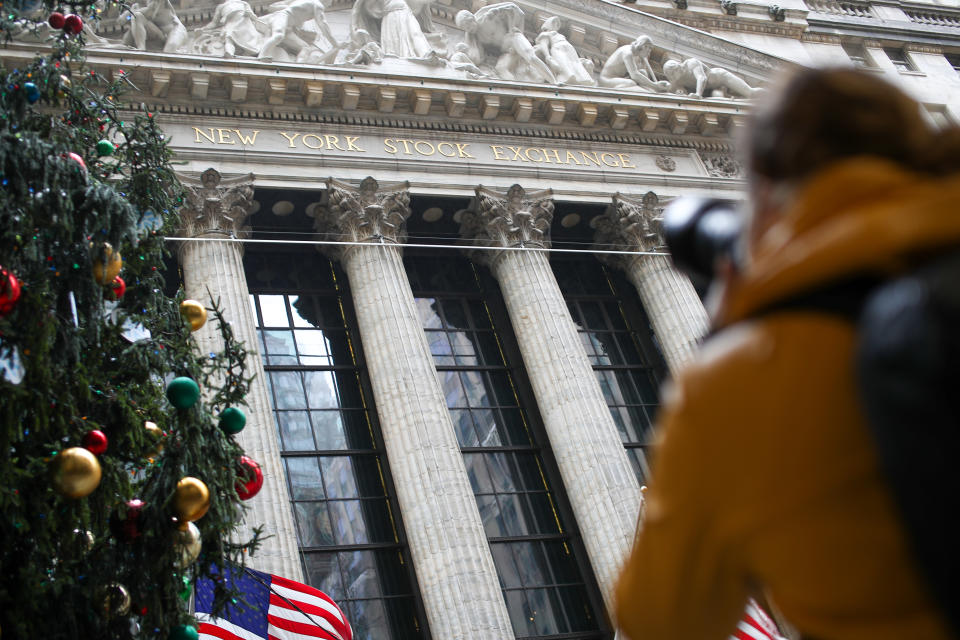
[110,499,146,543]
[63,14,83,35]
[235,457,263,501]
[82,430,108,456]
[0,267,21,317]
[48,11,66,29]
[108,276,126,300]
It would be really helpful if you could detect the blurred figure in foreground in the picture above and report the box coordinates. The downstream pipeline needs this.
[615,67,960,640]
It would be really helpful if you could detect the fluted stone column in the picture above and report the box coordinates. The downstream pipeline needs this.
[317,177,513,640]
[178,169,303,581]
[594,192,709,372]
[460,185,640,611]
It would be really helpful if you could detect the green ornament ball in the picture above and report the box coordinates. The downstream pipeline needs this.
[96,139,115,156]
[219,407,246,435]
[169,624,199,640]
[166,377,200,409]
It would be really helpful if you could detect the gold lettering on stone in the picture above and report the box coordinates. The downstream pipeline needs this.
[542,148,565,164]
[324,135,346,151]
[233,130,259,145]
[580,151,602,167]
[186,127,629,168]
[302,134,324,149]
[490,145,508,161]
[193,127,217,144]
[414,140,436,156]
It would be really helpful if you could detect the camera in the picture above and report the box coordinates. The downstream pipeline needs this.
[662,198,744,286]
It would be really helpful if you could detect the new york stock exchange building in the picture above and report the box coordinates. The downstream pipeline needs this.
[5,0,960,636]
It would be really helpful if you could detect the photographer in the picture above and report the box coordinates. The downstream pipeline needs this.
[614,68,960,640]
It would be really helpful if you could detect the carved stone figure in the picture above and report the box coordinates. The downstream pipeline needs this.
[196,0,268,58]
[449,42,486,77]
[351,0,437,59]
[598,36,669,92]
[327,28,384,65]
[534,17,595,86]
[259,0,338,62]
[662,57,761,98]
[455,3,556,84]
[120,0,187,53]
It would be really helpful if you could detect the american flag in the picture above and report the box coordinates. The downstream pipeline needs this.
[729,598,788,640]
[195,566,352,640]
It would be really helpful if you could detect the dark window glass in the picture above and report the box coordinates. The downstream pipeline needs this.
[552,256,666,485]
[947,53,960,75]
[247,249,427,640]
[884,47,915,72]
[408,253,607,640]
[842,41,875,68]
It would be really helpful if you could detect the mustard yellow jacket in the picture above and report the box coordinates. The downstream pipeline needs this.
[615,159,960,640]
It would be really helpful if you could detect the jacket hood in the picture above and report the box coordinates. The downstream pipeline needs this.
[715,158,960,327]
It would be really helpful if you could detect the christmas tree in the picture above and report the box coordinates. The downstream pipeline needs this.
[1,3,263,638]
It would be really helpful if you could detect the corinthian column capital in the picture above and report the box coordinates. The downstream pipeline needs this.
[593,191,665,269]
[178,168,256,240]
[317,177,411,262]
[460,184,554,266]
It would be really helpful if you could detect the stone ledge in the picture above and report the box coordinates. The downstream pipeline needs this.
[0,46,754,145]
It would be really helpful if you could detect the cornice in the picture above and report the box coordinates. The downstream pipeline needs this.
[804,11,960,45]
[0,44,748,148]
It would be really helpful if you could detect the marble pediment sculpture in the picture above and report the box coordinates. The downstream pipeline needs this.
[62,0,766,99]
[534,16,596,86]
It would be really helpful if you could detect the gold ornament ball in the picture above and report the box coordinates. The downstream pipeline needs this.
[174,521,203,568]
[173,477,210,524]
[92,242,123,285]
[144,420,164,456]
[101,582,131,618]
[73,528,96,552]
[179,300,207,332]
[50,447,102,498]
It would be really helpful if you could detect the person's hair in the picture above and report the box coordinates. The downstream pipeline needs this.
[746,67,960,183]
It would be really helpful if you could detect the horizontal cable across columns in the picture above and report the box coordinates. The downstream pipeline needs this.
[317,177,514,640]
[595,192,709,372]
[178,169,304,581]
[461,184,641,613]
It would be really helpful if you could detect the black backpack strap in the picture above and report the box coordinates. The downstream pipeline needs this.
[738,256,960,635]
[855,251,960,636]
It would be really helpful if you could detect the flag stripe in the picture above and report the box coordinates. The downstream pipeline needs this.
[197,615,265,640]
[268,591,345,622]
[198,623,247,640]
[269,583,346,620]
[734,620,772,640]
[196,569,352,640]
[268,612,346,640]
[268,606,346,640]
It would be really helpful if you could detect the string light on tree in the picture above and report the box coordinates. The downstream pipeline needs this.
[0,11,260,635]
